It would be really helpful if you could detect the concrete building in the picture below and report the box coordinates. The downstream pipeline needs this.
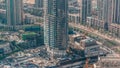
[69,14,80,24]
[78,0,92,23]
[108,24,120,38]
[35,0,43,8]
[6,0,23,29]
[68,0,80,24]
[24,14,35,24]
[97,0,120,24]
[112,0,120,24]
[97,0,113,30]
[96,0,120,38]
[44,0,68,56]
[86,17,105,30]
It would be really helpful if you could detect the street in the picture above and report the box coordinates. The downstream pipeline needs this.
[69,23,120,44]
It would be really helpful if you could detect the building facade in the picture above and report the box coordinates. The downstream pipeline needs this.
[35,0,43,8]
[6,0,23,29]
[97,0,120,24]
[97,0,114,23]
[44,0,68,52]
[112,0,120,24]
[109,24,120,38]
[78,0,92,23]
[86,17,105,30]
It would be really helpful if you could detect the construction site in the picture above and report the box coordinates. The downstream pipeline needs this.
[60,32,120,68]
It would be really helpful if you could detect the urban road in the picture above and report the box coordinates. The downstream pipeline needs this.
[69,22,120,44]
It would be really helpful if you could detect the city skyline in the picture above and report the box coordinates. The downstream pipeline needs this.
[0,0,120,68]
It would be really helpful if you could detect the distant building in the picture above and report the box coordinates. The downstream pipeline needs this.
[6,0,23,29]
[112,0,120,24]
[108,24,120,38]
[78,0,92,23]
[86,17,105,30]
[35,0,43,8]
[68,0,80,24]
[97,0,113,24]
[44,0,68,56]
[69,13,80,24]
[24,14,35,24]
[97,0,120,31]
[97,0,120,24]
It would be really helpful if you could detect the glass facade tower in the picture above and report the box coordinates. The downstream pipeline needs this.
[44,0,68,52]
[35,0,43,8]
[6,0,23,29]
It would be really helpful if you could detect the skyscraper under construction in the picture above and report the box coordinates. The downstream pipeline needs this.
[44,0,68,56]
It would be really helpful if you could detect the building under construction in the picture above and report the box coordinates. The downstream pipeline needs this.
[52,34,108,68]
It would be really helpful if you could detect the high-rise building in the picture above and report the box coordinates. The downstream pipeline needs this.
[97,0,120,24]
[97,0,113,30]
[97,0,113,24]
[6,0,23,29]
[44,0,68,55]
[112,0,120,24]
[35,0,43,8]
[78,0,92,23]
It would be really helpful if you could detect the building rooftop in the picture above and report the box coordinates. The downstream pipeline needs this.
[0,41,9,48]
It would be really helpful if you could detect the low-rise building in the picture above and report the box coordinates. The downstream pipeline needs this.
[108,23,120,38]
[86,17,105,30]
[24,14,35,24]
[69,14,80,24]
[69,34,101,58]
[0,42,12,55]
